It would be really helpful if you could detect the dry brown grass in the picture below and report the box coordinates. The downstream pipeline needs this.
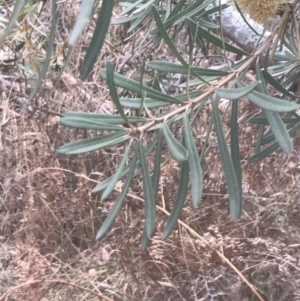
[0,1,300,301]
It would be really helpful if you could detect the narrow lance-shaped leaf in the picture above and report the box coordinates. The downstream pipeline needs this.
[139,140,156,238]
[249,141,280,163]
[151,5,207,84]
[261,70,298,99]
[236,80,299,112]
[0,0,25,46]
[151,129,163,202]
[213,98,242,220]
[101,140,133,201]
[119,0,145,16]
[215,81,260,100]
[147,61,229,76]
[142,130,162,251]
[106,61,130,125]
[51,43,73,94]
[69,0,95,46]
[249,116,299,125]
[26,0,57,105]
[248,123,300,163]
[251,122,296,147]
[92,135,158,193]
[57,131,130,154]
[80,0,115,79]
[183,112,203,208]
[141,226,150,251]
[119,90,203,109]
[167,0,187,20]
[230,99,242,207]
[100,69,183,104]
[96,146,139,240]
[255,66,293,154]
[265,110,293,154]
[63,112,147,124]
[254,65,268,154]
[162,160,189,240]
[154,0,215,32]
[162,121,188,163]
[185,18,247,55]
[127,0,161,33]
[60,117,124,131]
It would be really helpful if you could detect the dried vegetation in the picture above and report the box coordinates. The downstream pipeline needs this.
[0,1,300,301]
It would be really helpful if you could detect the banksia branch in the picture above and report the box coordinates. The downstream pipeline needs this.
[232,0,290,23]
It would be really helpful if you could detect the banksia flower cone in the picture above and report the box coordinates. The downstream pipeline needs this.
[233,0,290,23]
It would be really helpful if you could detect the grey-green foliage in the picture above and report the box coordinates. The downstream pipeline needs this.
[5,0,300,248]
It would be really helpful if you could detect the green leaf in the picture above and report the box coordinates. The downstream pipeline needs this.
[101,140,133,201]
[264,110,293,154]
[51,43,74,94]
[185,18,247,56]
[139,140,156,238]
[92,136,158,193]
[236,80,299,112]
[106,61,130,125]
[0,0,25,46]
[63,112,147,124]
[179,57,252,87]
[248,142,280,163]
[248,122,300,162]
[96,146,138,240]
[261,70,298,99]
[100,69,183,104]
[282,69,300,87]
[251,122,295,147]
[80,0,115,79]
[120,98,170,109]
[255,66,293,154]
[230,99,242,208]
[155,0,215,32]
[249,116,299,125]
[141,226,150,251]
[151,5,207,83]
[254,64,269,154]
[141,131,163,251]
[68,0,95,46]
[119,91,203,109]
[60,117,124,130]
[167,0,187,20]
[213,98,242,220]
[112,15,138,25]
[162,122,188,163]
[127,0,161,33]
[26,0,57,104]
[162,160,189,240]
[151,130,163,202]
[147,61,229,76]
[216,81,260,100]
[57,131,130,154]
[119,0,147,16]
[183,112,203,208]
